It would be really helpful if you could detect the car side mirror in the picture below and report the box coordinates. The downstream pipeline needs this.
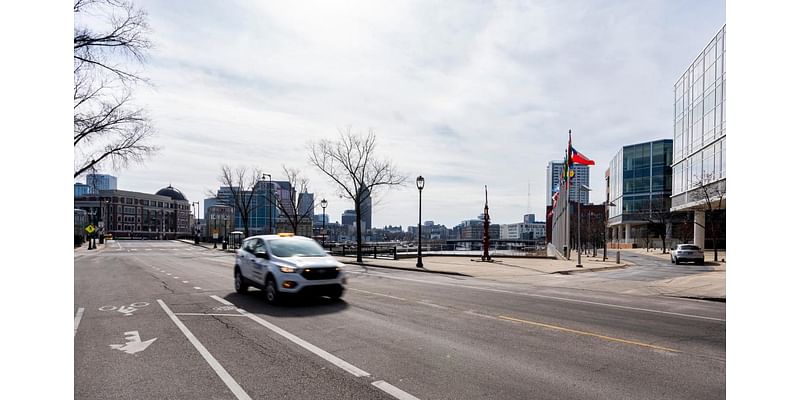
[255,251,270,259]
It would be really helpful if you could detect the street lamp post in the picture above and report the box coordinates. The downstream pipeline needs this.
[261,174,272,235]
[263,173,272,234]
[321,198,328,248]
[416,176,425,268]
[192,201,200,244]
[577,185,591,268]
[213,213,218,249]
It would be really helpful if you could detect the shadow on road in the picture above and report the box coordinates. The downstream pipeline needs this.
[221,291,349,318]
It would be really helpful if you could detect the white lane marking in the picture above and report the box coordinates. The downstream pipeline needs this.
[109,330,157,354]
[416,300,448,310]
[157,299,252,400]
[463,309,501,321]
[349,288,407,301]
[372,380,421,400]
[194,287,202,290]
[174,313,250,317]
[209,295,370,377]
[74,308,85,337]
[351,271,726,322]
[182,281,189,283]
[173,276,180,279]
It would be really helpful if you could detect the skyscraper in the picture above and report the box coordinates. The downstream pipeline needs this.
[546,160,589,206]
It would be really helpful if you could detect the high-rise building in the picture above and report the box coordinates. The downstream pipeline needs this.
[523,214,536,224]
[607,139,674,247]
[86,173,118,192]
[298,192,314,219]
[358,184,372,230]
[341,210,356,228]
[671,25,726,249]
[546,161,589,206]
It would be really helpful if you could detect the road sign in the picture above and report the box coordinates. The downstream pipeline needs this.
[85,224,96,234]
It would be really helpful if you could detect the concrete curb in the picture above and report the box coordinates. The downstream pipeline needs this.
[552,263,630,275]
[339,260,474,277]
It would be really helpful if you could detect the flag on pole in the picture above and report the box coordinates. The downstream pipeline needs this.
[570,146,595,166]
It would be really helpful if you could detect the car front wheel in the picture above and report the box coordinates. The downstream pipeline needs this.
[265,276,281,304]
[234,268,248,294]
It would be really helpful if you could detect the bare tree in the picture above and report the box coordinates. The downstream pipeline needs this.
[74,0,157,178]
[207,166,263,238]
[690,173,726,261]
[641,197,675,254]
[269,166,319,236]
[309,128,407,262]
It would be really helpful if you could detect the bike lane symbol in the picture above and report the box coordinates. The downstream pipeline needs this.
[98,302,150,316]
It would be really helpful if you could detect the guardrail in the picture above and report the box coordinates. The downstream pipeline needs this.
[326,244,398,260]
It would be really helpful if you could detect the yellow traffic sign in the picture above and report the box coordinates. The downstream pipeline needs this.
[85,224,96,234]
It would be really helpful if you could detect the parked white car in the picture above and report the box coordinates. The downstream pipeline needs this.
[670,244,704,265]
[234,233,346,303]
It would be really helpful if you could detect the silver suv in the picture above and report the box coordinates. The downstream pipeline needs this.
[234,234,346,303]
[670,244,704,265]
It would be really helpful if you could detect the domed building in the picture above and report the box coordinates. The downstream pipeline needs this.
[74,182,193,240]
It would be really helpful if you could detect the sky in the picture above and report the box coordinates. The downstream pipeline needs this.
[75,0,725,228]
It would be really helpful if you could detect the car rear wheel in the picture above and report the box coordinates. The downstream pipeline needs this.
[265,276,281,304]
[234,268,248,294]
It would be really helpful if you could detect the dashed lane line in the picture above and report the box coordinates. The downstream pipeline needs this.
[209,295,420,400]
[157,299,252,400]
[209,295,370,377]
[74,308,85,337]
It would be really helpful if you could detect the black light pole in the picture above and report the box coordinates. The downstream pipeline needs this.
[416,176,425,268]
[192,201,200,244]
[261,174,272,235]
[321,198,328,247]
[264,173,272,234]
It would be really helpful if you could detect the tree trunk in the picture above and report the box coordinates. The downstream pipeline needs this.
[355,200,363,263]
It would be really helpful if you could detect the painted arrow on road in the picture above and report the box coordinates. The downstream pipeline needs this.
[109,331,157,354]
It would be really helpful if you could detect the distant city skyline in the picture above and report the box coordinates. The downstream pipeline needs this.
[74,0,724,228]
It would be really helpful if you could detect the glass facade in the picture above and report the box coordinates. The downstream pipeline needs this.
[672,25,725,210]
[608,139,673,222]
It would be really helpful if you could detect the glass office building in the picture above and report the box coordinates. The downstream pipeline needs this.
[671,25,726,247]
[607,139,673,246]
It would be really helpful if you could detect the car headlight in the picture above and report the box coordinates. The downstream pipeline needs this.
[279,265,299,273]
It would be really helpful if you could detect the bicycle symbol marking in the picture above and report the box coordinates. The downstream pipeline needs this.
[98,302,150,316]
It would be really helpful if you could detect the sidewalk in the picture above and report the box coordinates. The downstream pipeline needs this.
[338,251,726,302]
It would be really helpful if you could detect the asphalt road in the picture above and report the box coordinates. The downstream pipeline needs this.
[75,240,725,399]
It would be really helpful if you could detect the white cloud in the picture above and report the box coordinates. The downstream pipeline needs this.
[89,0,724,228]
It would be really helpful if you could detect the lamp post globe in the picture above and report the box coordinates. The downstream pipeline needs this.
[416,176,425,268]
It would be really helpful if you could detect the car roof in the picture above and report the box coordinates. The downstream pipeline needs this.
[244,234,311,241]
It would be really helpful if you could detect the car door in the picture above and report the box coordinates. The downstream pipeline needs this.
[250,239,269,284]
[237,239,256,281]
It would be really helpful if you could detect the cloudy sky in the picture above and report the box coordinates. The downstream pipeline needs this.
[77,0,725,228]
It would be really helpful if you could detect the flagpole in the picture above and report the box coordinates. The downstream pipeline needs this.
[565,130,571,260]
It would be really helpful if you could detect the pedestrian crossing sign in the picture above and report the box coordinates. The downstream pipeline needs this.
[85,224,96,234]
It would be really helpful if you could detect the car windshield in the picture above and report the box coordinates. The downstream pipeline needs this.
[268,238,328,257]
[678,245,701,251]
